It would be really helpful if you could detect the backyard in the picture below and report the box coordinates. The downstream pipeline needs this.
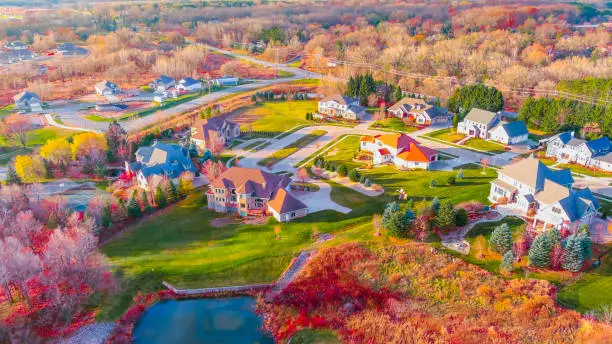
[424,128,507,154]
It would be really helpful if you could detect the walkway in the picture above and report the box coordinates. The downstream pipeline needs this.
[292,181,352,214]
[439,211,506,243]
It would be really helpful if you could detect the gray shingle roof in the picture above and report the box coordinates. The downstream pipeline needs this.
[132,142,195,178]
[321,94,358,105]
[464,108,498,125]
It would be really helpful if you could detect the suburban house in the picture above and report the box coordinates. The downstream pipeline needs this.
[207,167,308,222]
[457,108,528,145]
[4,41,27,50]
[176,77,202,93]
[13,91,41,112]
[318,95,366,120]
[211,76,239,86]
[387,97,449,126]
[149,75,176,92]
[360,133,439,170]
[545,132,612,172]
[56,43,88,56]
[191,117,241,151]
[489,156,600,231]
[95,80,121,96]
[125,141,197,190]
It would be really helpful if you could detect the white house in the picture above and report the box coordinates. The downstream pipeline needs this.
[191,117,241,151]
[387,97,449,126]
[211,76,239,86]
[545,132,612,172]
[489,156,600,231]
[13,91,41,112]
[360,133,438,170]
[4,41,27,50]
[176,77,202,93]
[95,80,121,96]
[318,94,366,120]
[149,75,176,92]
[458,108,528,145]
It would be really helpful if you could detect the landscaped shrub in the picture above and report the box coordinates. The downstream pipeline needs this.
[447,176,456,185]
[528,233,552,268]
[455,208,468,227]
[364,178,372,187]
[348,169,361,182]
[359,175,367,184]
[429,179,437,188]
[489,223,513,254]
[337,165,348,177]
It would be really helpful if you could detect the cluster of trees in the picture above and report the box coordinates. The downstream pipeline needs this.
[527,226,592,272]
[0,184,114,342]
[518,96,612,138]
[345,73,376,106]
[125,173,194,219]
[447,84,504,117]
[312,156,371,186]
[257,242,610,343]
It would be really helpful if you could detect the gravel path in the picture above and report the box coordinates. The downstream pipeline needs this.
[59,322,116,344]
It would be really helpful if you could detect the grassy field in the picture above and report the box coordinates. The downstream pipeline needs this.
[290,329,340,344]
[424,128,506,154]
[424,127,465,143]
[0,127,75,164]
[369,118,418,133]
[257,129,326,167]
[317,135,362,170]
[462,138,507,154]
[235,100,318,135]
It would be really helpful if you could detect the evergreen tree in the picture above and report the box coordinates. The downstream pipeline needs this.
[394,86,402,102]
[43,159,53,179]
[447,83,504,117]
[165,180,178,203]
[455,208,468,227]
[456,169,464,180]
[188,141,199,157]
[578,232,592,260]
[140,191,152,212]
[429,179,437,188]
[201,150,213,163]
[403,208,415,226]
[348,169,360,182]
[154,186,167,208]
[387,211,408,238]
[101,203,112,229]
[452,114,460,129]
[546,228,560,245]
[528,233,552,268]
[127,192,142,218]
[359,76,370,106]
[430,197,441,214]
[382,201,400,228]
[178,176,194,198]
[436,202,456,229]
[6,165,21,185]
[489,223,513,254]
[563,234,584,272]
[337,164,348,177]
[500,251,514,272]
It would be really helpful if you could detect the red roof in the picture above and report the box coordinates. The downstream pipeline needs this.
[396,143,438,162]
[378,148,391,155]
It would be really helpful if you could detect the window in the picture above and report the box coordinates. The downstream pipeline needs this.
[290,212,296,218]
[552,207,562,214]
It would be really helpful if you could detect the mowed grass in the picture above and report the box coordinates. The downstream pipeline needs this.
[369,117,418,133]
[462,138,507,154]
[247,100,318,134]
[290,329,341,344]
[98,193,372,320]
[424,128,506,154]
[0,127,75,165]
[557,163,612,178]
[425,127,465,143]
[257,129,326,167]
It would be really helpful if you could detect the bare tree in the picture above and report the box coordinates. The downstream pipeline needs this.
[1,114,33,148]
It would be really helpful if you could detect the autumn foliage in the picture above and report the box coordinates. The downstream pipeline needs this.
[258,243,612,343]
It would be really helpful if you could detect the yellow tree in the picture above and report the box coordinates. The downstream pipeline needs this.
[14,155,45,182]
[71,132,108,160]
[40,138,72,166]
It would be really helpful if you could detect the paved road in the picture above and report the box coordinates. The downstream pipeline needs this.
[45,45,320,133]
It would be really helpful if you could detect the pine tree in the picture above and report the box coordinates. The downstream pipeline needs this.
[403,208,415,226]
[382,202,400,228]
[165,179,178,203]
[101,203,112,229]
[546,228,560,245]
[500,251,514,272]
[455,208,468,226]
[489,223,513,254]
[140,191,152,212]
[528,233,551,268]
[5,165,21,185]
[394,86,402,102]
[578,232,592,260]
[563,234,584,272]
[188,141,199,157]
[430,197,441,214]
[387,211,407,238]
[436,201,456,229]
[154,186,167,208]
[127,192,142,218]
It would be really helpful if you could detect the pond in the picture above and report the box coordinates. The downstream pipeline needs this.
[132,296,274,344]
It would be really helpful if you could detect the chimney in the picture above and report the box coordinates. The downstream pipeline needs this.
[570,131,575,138]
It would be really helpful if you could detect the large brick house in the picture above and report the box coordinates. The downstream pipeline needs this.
[359,133,438,170]
[545,132,612,172]
[387,97,449,126]
[207,167,308,222]
[489,156,600,231]
[191,117,241,151]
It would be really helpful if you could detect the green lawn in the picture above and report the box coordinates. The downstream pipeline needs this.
[0,104,15,119]
[557,163,612,178]
[317,135,362,170]
[98,193,372,320]
[241,140,265,151]
[241,100,318,135]
[462,138,507,154]
[257,130,326,167]
[424,128,465,143]
[0,127,75,164]
[369,118,418,133]
[557,251,612,313]
[290,329,340,344]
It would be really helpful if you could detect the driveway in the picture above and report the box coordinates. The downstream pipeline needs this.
[292,181,351,214]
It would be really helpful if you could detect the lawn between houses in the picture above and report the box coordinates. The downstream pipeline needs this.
[424,128,507,155]
[257,129,326,167]
[230,100,318,136]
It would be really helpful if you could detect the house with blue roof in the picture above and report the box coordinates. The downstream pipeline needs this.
[458,108,529,145]
[545,132,612,172]
[125,141,197,190]
[176,77,202,93]
[149,75,176,92]
[490,156,600,231]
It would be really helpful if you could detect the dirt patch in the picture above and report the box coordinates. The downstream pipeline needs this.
[226,106,260,127]
[210,216,235,228]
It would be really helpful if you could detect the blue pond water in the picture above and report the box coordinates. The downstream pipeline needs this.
[132,296,274,344]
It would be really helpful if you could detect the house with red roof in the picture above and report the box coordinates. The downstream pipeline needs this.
[360,133,438,170]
